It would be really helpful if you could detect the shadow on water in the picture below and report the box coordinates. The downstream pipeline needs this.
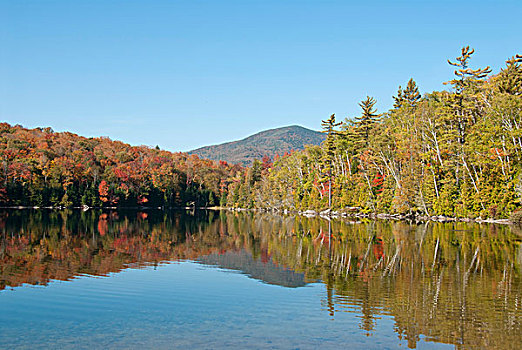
[0,209,520,348]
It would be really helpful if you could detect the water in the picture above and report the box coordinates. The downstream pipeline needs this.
[0,210,520,349]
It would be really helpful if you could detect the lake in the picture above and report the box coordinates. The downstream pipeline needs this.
[0,209,520,349]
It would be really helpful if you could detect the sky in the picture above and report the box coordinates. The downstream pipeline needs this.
[1,0,521,152]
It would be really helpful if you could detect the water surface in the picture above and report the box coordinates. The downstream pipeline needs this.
[0,210,520,349]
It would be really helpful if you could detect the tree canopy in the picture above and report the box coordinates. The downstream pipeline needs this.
[224,47,522,219]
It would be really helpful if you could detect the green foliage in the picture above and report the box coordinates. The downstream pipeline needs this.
[354,96,380,148]
[237,48,521,218]
[393,78,421,109]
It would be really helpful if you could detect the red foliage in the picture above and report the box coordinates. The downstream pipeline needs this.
[261,155,272,170]
[137,195,149,205]
[372,173,384,195]
[0,122,241,207]
[99,180,109,202]
[219,179,227,194]
[114,168,129,181]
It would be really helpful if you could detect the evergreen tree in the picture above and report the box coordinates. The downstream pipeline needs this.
[249,159,263,186]
[445,47,492,148]
[393,79,421,109]
[496,54,522,95]
[321,114,342,168]
[321,114,341,208]
[446,46,492,94]
[355,96,379,148]
[403,78,421,107]
[393,86,404,109]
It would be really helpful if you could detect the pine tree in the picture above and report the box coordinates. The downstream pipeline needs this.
[393,79,421,109]
[393,86,404,109]
[355,96,379,148]
[445,47,492,148]
[321,114,342,167]
[249,159,263,186]
[321,114,341,208]
[403,78,421,107]
[446,46,492,94]
[496,54,522,95]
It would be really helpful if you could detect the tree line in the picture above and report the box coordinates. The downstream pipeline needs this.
[226,48,522,219]
[0,123,243,208]
[2,47,521,219]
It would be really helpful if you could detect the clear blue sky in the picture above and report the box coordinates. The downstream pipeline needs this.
[1,0,521,152]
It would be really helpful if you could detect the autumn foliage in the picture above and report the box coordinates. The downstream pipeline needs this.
[0,123,241,207]
[225,49,522,218]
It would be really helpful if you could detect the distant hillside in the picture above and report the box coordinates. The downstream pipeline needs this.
[189,125,325,166]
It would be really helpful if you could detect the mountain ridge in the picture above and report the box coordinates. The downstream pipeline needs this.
[188,125,325,166]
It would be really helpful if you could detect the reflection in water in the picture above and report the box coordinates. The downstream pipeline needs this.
[198,250,308,288]
[0,209,520,349]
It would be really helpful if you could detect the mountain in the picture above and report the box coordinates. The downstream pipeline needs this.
[189,125,326,166]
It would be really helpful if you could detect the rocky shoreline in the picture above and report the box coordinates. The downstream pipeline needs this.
[228,207,514,225]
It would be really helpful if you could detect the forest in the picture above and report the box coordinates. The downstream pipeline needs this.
[0,123,242,208]
[226,48,522,219]
[2,47,522,220]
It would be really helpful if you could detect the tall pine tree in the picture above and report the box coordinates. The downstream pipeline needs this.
[496,54,522,95]
[321,114,341,208]
[393,78,421,109]
[355,96,380,148]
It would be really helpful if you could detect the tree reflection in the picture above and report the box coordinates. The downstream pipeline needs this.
[0,210,520,348]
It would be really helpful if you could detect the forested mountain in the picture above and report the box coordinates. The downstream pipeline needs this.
[188,125,325,166]
[0,123,242,208]
[225,48,522,219]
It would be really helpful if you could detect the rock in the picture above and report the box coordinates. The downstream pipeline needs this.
[320,209,331,216]
[345,206,361,212]
[482,218,511,224]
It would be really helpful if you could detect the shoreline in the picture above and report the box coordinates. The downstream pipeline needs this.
[1,205,515,225]
[225,207,515,225]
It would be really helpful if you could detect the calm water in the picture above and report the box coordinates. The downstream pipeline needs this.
[0,210,520,349]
